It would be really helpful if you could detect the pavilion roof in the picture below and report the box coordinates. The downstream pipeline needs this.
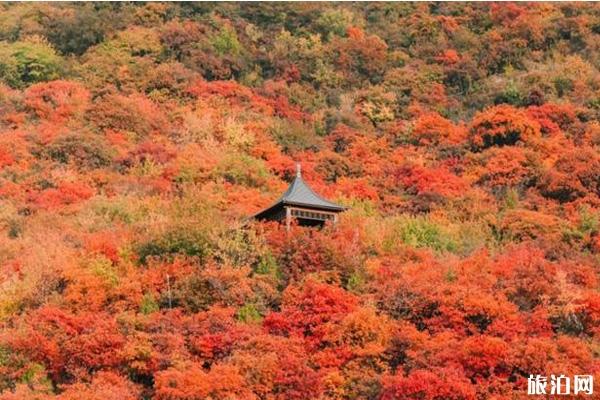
[254,164,345,219]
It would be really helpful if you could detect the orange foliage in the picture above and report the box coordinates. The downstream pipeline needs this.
[24,81,90,123]
[155,364,252,400]
[538,146,600,203]
[526,103,577,136]
[412,112,466,146]
[435,49,461,65]
[188,80,307,121]
[84,230,127,264]
[57,372,140,400]
[471,147,536,189]
[88,92,168,135]
[469,105,541,149]
[1,4,599,400]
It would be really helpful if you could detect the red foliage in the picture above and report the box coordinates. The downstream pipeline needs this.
[1,5,600,400]
[492,246,559,311]
[579,293,600,336]
[5,307,126,382]
[490,3,528,27]
[123,139,176,166]
[265,228,332,282]
[264,279,358,347]
[188,79,253,100]
[186,307,256,362]
[381,368,476,400]
[272,352,323,400]
[0,145,14,167]
[335,176,379,201]
[395,163,468,198]
[460,335,511,379]
[30,181,94,210]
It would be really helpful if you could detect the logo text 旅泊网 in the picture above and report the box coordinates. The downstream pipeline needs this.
[528,375,593,396]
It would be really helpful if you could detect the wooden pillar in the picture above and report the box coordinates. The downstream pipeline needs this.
[333,213,338,225]
[285,206,291,232]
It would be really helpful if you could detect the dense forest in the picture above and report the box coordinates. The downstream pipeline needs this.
[0,2,599,399]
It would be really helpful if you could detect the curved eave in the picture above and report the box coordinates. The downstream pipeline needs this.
[281,200,346,212]
[252,201,283,220]
[252,173,348,220]
[253,200,347,220]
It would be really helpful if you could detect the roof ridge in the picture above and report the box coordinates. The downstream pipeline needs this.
[253,172,345,220]
[280,175,344,210]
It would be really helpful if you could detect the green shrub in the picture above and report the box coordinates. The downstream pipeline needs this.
[494,84,524,106]
[41,3,110,55]
[269,118,322,153]
[444,268,458,282]
[346,271,366,292]
[502,188,520,210]
[392,216,458,253]
[398,218,444,249]
[213,153,270,188]
[137,228,211,265]
[91,196,143,225]
[212,228,263,267]
[562,207,599,244]
[39,134,114,170]
[577,207,599,234]
[88,256,119,287]
[0,345,12,392]
[236,303,262,323]
[211,26,241,56]
[554,76,574,97]
[0,40,63,88]
[140,293,159,315]
[315,8,355,38]
[168,274,215,312]
[255,251,281,280]
[7,218,23,239]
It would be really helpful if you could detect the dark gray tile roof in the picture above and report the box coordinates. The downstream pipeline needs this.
[253,165,345,219]
[275,175,345,211]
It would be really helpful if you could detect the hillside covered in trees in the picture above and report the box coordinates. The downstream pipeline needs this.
[1,2,600,399]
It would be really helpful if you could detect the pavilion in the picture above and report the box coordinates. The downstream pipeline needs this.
[253,164,346,229]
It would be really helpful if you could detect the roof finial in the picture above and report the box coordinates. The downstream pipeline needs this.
[296,162,301,178]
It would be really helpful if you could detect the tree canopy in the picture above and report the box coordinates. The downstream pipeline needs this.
[0,3,600,399]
